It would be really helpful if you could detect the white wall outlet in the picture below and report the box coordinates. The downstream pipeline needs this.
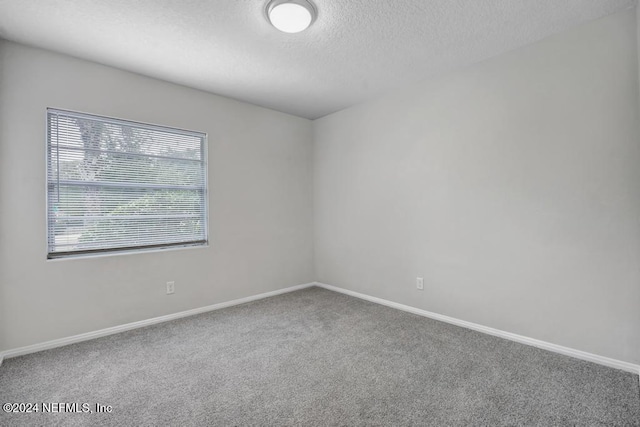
[166,281,175,295]
[416,277,424,290]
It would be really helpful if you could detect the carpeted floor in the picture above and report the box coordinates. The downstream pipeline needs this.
[1,287,639,426]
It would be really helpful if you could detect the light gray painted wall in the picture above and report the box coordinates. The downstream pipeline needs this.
[0,40,314,352]
[314,9,640,364]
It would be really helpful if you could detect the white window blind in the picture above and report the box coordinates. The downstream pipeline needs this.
[46,109,208,259]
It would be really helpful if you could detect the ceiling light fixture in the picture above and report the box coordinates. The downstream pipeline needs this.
[266,0,316,34]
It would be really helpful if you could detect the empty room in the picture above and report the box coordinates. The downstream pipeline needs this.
[1,0,639,425]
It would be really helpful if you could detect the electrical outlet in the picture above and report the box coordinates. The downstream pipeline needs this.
[416,277,424,290]
[166,281,175,295]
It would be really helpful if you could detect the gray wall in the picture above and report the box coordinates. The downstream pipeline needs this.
[0,40,314,352]
[314,9,640,364]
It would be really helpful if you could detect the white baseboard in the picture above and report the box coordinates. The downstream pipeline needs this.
[0,282,315,362]
[2,281,639,381]
[315,282,640,376]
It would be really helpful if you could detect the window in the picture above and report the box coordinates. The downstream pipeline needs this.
[46,109,208,259]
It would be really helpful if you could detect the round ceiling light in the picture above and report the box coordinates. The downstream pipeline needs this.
[267,0,316,33]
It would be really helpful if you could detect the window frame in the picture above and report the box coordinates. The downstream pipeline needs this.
[45,108,209,260]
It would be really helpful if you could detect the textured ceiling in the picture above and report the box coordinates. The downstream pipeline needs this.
[0,0,636,119]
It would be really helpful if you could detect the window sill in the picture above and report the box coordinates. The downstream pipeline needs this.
[46,242,209,262]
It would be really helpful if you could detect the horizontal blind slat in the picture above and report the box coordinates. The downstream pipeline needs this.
[54,144,205,163]
[54,180,204,190]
